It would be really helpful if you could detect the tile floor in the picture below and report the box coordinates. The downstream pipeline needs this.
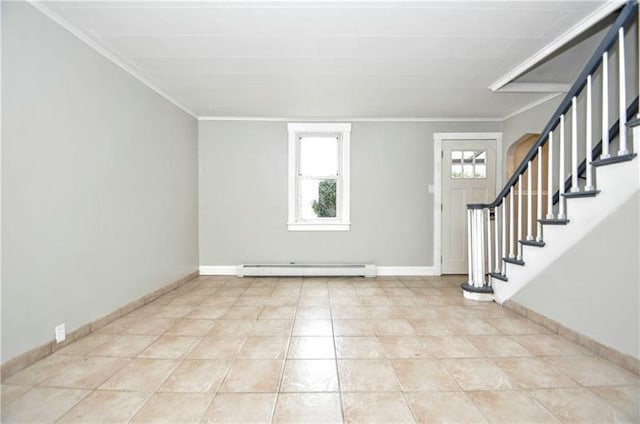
[1,275,638,423]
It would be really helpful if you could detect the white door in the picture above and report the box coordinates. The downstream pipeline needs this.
[441,140,497,274]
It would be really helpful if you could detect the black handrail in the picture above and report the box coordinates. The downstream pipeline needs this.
[469,0,638,210]
[552,96,639,205]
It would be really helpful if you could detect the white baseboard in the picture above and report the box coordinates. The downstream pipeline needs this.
[199,266,239,275]
[199,265,437,277]
[376,266,436,276]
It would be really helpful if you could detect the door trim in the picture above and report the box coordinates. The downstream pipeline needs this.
[433,132,503,275]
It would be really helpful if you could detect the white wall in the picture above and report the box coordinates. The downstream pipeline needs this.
[2,3,199,361]
[198,120,500,268]
[512,190,640,358]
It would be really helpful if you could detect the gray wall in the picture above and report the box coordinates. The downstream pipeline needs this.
[2,3,199,361]
[512,190,640,358]
[199,120,500,267]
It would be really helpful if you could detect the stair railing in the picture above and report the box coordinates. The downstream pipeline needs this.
[462,0,639,301]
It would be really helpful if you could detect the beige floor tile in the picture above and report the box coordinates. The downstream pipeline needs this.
[292,319,333,336]
[237,336,289,359]
[188,305,229,320]
[330,306,367,319]
[467,335,533,357]
[335,336,386,359]
[511,335,592,356]
[296,307,331,319]
[203,393,277,423]
[1,387,90,423]
[251,319,294,336]
[493,357,579,389]
[215,287,246,297]
[165,319,216,336]
[208,320,255,337]
[590,385,640,422]
[243,287,274,296]
[234,295,271,306]
[57,390,150,423]
[273,393,343,424]
[150,304,194,319]
[441,358,517,391]
[137,335,200,359]
[288,337,336,359]
[40,356,129,389]
[366,306,406,319]
[445,319,500,335]
[421,336,484,358]
[484,318,553,335]
[159,359,232,393]
[299,296,330,307]
[532,388,634,423]
[219,359,284,392]
[408,319,453,336]
[337,359,400,391]
[260,306,297,319]
[370,319,416,336]
[56,333,113,356]
[0,384,32,406]
[332,319,374,336]
[222,305,264,319]
[3,354,81,386]
[281,360,339,392]
[88,334,157,357]
[200,296,238,306]
[468,390,560,423]
[94,317,140,334]
[544,356,639,386]
[124,318,177,335]
[391,359,459,391]
[130,392,213,423]
[380,336,431,358]
[342,392,415,424]
[189,336,247,359]
[99,358,178,392]
[406,392,488,423]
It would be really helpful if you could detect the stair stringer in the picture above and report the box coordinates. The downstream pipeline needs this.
[492,145,640,304]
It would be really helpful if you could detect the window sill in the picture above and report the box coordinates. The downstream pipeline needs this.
[287,222,351,232]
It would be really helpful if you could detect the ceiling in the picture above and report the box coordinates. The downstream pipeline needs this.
[40,1,612,119]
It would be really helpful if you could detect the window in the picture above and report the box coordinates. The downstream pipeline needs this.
[288,123,351,231]
[451,150,486,179]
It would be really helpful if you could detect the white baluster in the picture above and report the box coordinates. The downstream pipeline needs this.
[486,209,492,278]
[509,188,515,259]
[495,204,500,273]
[537,146,543,241]
[527,161,533,240]
[471,209,486,288]
[602,51,610,159]
[546,131,555,219]
[501,201,507,275]
[558,115,566,220]
[571,97,580,192]
[517,174,523,260]
[585,75,595,191]
[467,209,472,284]
[618,27,629,156]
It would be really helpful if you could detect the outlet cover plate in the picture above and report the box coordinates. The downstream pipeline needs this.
[55,323,66,343]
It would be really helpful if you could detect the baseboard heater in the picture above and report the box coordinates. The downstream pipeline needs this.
[238,264,376,278]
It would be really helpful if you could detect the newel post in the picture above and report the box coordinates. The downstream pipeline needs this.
[461,204,494,302]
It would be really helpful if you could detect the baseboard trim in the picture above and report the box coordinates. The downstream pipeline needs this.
[199,265,436,277]
[1,270,199,381]
[503,300,640,376]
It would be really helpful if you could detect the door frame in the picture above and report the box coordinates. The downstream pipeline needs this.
[433,132,503,275]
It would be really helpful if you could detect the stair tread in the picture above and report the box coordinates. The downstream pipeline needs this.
[539,218,570,225]
[503,257,525,266]
[562,189,600,198]
[519,239,545,247]
[592,153,637,167]
[489,272,508,282]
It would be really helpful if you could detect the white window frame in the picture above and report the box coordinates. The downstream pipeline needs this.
[287,123,351,231]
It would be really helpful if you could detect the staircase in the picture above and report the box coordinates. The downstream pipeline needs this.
[462,1,639,304]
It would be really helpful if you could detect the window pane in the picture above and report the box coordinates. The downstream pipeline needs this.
[300,137,338,176]
[475,164,487,178]
[451,151,462,164]
[451,164,462,178]
[300,178,337,219]
[463,164,474,178]
[475,151,486,164]
[463,151,474,164]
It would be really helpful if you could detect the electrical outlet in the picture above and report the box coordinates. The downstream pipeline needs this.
[55,323,66,343]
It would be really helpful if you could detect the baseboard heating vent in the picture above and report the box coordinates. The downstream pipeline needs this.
[238,264,376,278]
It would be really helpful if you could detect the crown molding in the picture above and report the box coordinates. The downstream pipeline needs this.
[198,116,502,122]
[489,0,625,92]
[27,0,198,119]
[501,92,563,121]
